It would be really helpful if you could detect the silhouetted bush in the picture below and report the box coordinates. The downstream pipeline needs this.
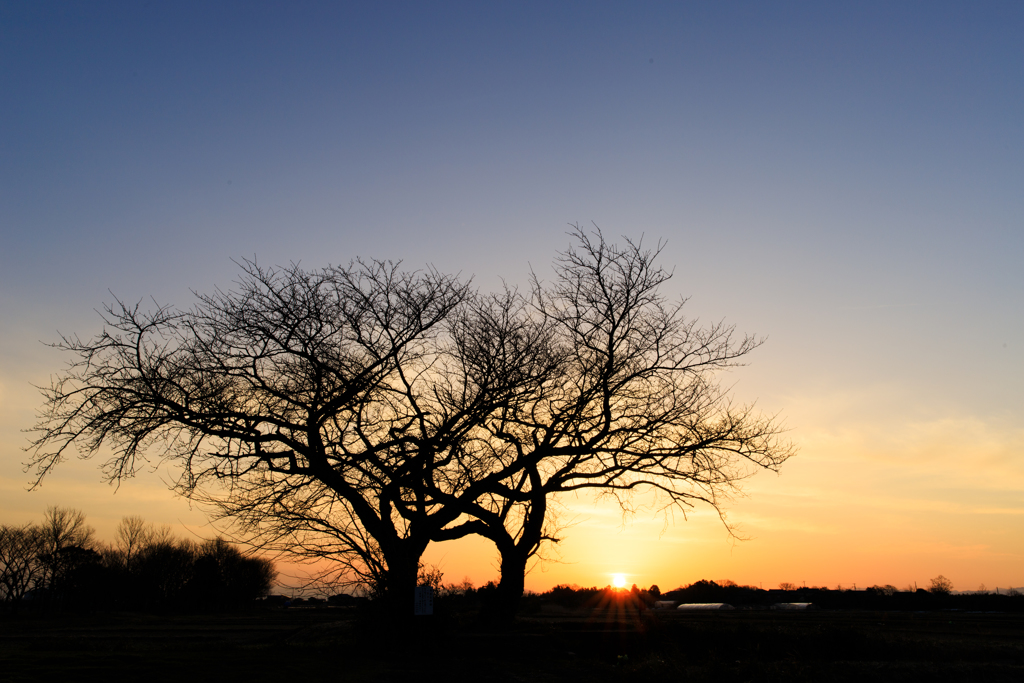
[187,538,276,609]
[666,579,762,606]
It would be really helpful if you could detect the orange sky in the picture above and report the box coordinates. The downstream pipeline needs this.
[3,361,1020,595]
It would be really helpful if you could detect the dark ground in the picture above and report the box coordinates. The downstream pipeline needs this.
[1,607,1022,682]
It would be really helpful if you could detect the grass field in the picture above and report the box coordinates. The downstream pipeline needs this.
[2,607,1022,682]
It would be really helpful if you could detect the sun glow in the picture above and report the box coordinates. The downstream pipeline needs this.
[612,573,627,588]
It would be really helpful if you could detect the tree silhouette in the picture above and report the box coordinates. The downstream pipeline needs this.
[0,523,44,612]
[929,575,954,595]
[439,228,792,618]
[36,506,97,606]
[29,259,537,616]
[112,515,153,573]
[30,231,790,620]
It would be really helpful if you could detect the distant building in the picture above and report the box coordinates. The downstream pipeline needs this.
[677,603,734,611]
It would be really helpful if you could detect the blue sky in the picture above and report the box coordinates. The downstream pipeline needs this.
[2,1,1022,590]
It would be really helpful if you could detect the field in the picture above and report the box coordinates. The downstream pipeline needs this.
[1,607,1022,682]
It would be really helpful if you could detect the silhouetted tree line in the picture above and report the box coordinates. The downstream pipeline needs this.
[321,574,660,620]
[0,507,275,615]
[507,580,1024,613]
[754,584,1024,612]
[536,582,660,612]
[674,579,1024,612]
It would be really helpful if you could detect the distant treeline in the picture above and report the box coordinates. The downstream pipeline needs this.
[273,572,1024,618]
[0,507,275,615]
[285,575,1022,618]
[530,579,1024,613]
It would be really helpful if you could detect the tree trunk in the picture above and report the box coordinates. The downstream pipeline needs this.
[489,480,547,624]
[378,539,428,625]
[490,548,529,623]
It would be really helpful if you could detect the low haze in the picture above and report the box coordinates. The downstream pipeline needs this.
[2,1,1021,594]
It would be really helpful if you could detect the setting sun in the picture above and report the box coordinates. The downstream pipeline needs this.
[612,574,627,588]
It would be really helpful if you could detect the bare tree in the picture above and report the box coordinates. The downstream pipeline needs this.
[440,227,793,618]
[113,515,152,572]
[29,259,538,616]
[0,524,44,611]
[37,507,94,554]
[30,234,791,620]
[929,575,954,595]
[201,283,559,605]
[36,506,96,595]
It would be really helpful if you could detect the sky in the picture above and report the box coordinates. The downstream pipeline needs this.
[2,1,1022,594]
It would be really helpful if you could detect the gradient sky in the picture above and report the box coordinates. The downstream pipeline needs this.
[2,1,1022,593]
